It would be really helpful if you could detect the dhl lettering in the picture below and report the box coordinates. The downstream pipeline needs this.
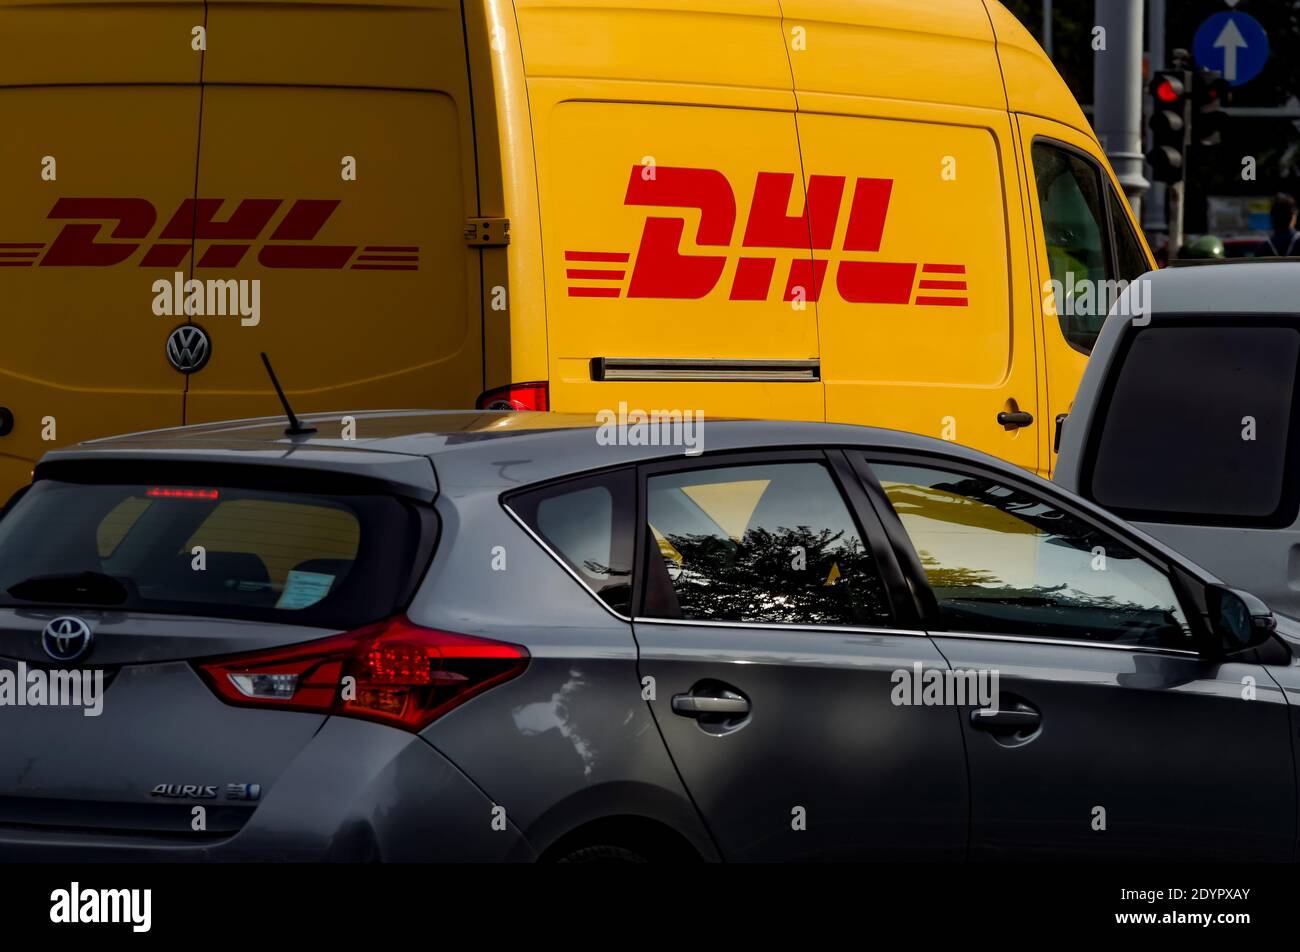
[566,165,968,307]
[12,199,419,271]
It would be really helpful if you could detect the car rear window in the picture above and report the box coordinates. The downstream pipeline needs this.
[0,477,429,628]
[1086,324,1300,525]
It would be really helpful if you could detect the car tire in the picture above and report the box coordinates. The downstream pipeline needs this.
[554,844,649,864]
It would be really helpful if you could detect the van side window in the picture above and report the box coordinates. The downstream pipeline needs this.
[643,462,891,627]
[1108,187,1150,282]
[510,469,636,616]
[1032,142,1112,353]
[1087,325,1300,526]
[870,462,1194,650]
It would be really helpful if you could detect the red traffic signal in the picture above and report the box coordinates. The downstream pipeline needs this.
[1151,73,1186,103]
[1147,69,1192,185]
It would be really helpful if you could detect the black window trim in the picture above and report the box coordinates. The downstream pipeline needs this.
[1079,313,1300,530]
[1030,134,1123,357]
[848,447,1214,652]
[631,447,911,632]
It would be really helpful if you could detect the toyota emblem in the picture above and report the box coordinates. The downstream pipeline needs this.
[41,616,94,663]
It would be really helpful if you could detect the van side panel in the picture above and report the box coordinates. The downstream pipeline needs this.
[0,0,201,493]
[983,0,1092,134]
[796,108,1038,473]
[519,0,825,420]
[184,0,482,425]
[781,0,1007,110]
[781,1,1038,472]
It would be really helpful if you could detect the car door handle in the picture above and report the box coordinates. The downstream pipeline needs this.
[970,706,1041,732]
[671,692,750,717]
[996,410,1034,429]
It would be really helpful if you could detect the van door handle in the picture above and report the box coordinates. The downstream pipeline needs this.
[997,410,1034,429]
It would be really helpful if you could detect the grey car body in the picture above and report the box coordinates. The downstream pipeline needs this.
[0,409,1297,861]
[1055,261,1300,620]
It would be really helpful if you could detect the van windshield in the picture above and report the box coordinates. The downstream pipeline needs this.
[0,478,426,628]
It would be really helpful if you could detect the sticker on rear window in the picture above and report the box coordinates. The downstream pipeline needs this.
[275,570,335,611]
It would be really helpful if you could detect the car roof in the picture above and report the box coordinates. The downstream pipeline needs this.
[37,409,1016,495]
[1138,260,1300,314]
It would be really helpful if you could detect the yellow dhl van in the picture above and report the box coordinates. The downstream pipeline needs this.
[0,0,1153,496]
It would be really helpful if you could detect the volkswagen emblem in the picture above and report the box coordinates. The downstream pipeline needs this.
[42,616,94,663]
[165,324,211,374]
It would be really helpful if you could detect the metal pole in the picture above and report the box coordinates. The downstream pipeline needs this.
[1043,0,1053,60]
[1146,0,1167,235]
[1094,0,1150,219]
[1168,181,1185,256]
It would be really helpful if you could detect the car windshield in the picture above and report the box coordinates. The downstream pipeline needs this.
[0,477,426,628]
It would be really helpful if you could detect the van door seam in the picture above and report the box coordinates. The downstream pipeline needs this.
[458,0,487,393]
[183,0,210,425]
[508,0,550,383]
[774,0,825,421]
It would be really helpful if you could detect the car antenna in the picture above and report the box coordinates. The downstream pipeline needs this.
[260,352,317,436]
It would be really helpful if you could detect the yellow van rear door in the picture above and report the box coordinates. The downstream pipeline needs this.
[184,1,481,426]
[522,0,822,421]
[0,0,201,493]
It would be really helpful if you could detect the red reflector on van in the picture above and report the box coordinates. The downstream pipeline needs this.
[147,487,220,500]
[195,617,529,732]
[475,381,549,411]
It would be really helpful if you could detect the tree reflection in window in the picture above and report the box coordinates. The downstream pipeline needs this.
[648,463,892,627]
[874,463,1192,648]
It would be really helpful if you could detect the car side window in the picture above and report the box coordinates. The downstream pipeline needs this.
[509,469,635,615]
[642,461,891,627]
[869,462,1193,650]
[1032,141,1111,354]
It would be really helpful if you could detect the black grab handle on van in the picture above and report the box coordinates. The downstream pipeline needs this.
[997,410,1034,430]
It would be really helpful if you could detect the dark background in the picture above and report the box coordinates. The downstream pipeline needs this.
[1005,0,1300,236]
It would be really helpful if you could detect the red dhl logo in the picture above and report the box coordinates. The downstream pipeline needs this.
[565,165,968,307]
[2,198,418,270]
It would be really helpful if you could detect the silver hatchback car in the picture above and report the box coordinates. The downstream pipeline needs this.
[0,410,1292,862]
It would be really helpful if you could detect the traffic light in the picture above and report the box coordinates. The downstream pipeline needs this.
[1146,69,1192,185]
[1192,67,1230,147]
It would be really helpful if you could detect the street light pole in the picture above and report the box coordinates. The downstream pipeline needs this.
[1094,0,1150,219]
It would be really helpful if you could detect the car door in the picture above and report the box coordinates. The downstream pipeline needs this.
[852,450,1296,860]
[631,449,967,861]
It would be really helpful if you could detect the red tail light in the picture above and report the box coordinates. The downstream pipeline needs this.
[475,381,549,411]
[196,617,528,732]
[148,487,220,500]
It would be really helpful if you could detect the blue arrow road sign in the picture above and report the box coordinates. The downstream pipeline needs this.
[1194,11,1269,87]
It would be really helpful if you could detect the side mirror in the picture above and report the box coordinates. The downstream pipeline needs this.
[1208,586,1276,654]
